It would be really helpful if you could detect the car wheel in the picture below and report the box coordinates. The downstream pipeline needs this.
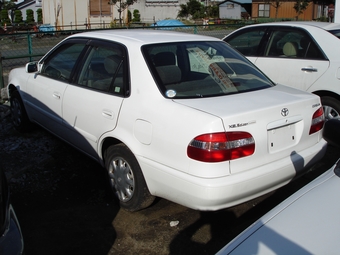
[105,144,155,211]
[322,96,340,121]
[9,90,31,131]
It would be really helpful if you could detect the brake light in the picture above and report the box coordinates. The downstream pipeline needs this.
[187,132,255,162]
[309,107,324,135]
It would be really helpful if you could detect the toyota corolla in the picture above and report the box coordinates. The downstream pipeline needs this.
[7,30,327,211]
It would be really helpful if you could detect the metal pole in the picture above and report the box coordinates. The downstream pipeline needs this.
[27,31,33,62]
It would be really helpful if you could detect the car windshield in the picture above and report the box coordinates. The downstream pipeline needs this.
[142,41,274,99]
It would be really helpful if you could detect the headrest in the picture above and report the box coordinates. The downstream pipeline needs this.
[283,42,298,57]
[156,65,181,85]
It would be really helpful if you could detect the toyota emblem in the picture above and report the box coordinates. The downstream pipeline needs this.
[281,108,289,117]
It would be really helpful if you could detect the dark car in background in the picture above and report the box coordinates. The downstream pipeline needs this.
[0,168,24,255]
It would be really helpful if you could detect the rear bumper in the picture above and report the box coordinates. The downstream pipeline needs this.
[139,139,327,211]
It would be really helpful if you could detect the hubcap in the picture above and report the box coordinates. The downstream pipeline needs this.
[323,105,340,120]
[108,157,135,202]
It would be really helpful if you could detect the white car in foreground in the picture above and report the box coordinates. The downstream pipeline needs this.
[217,119,340,255]
[7,30,326,211]
[223,22,340,120]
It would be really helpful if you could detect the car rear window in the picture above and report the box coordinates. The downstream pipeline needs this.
[329,29,340,39]
[142,41,273,99]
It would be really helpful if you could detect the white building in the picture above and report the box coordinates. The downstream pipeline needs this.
[40,0,187,29]
[219,0,242,19]
[129,0,185,23]
[218,0,251,20]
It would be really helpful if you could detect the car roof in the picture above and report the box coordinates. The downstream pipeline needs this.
[67,29,219,46]
[246,21,340,31]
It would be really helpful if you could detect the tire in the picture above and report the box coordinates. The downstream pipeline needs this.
[323,119,340,148]
[322,96,340,121]
[9,90,31,131]
[105,144,155,211]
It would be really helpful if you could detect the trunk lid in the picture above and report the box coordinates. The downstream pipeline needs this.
[175,85,323,174]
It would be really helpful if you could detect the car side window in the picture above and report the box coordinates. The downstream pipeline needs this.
[41,43,86,82]
[265,29,325,60]
[77,45,125,95]
[225,28,267,56]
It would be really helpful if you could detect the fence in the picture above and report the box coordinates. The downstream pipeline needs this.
[0,23,242,100]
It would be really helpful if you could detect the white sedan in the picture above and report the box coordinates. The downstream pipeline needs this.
[7,30,326,211]
[217,119,340,255]
[223,22,340,120]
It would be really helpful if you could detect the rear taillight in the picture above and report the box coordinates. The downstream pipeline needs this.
[310,107,325,135]
[187,132,255,162]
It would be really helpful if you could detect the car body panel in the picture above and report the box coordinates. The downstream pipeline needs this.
[175,84,324,175]
[62,85,124,158]
[223,22,340,99]
[254,58,329,92]
[217,160,340,254]
[7,30,327,210]
[26,74,67,131]
[0,205,24,255]
[138,139,326,210]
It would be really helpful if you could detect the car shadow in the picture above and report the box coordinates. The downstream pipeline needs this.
[6,126,121,255]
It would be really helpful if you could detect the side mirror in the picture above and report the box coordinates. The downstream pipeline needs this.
[25,62,38,73]
[323,119,340,148]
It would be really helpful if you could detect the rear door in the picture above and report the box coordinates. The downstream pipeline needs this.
[254,26,329,91]
[62,40,127,157]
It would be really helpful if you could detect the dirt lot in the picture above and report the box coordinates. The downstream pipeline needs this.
[1,102,339,255]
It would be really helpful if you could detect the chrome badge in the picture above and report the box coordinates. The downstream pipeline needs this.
[281,108,289,117]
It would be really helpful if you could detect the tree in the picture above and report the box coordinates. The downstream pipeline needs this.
[206,5,218,18]
[37,8,42,24]
[1,1,17,24]
[108,0,137,26]
[177,4,189,18]
[26,9,35,24]
[177,0,205,19]
[0,9,10,25]
[132,9,140,22]
[294,0,310,20]
[14,9,22,24]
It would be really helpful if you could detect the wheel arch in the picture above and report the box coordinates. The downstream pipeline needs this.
[313,90,340,102]
[7,84,19,98]
[101,136,125,164]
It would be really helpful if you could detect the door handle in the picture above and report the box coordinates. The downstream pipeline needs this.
[301,67,318,72]
[102,110,114,119]
[53,92,61,99]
